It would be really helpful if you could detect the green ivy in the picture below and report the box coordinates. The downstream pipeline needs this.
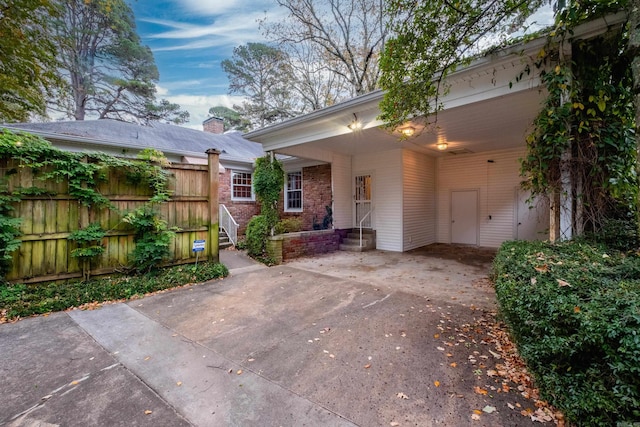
[68,223,107,281]
[245,155,284,260]
[0,129,176,279]
[521,20,637,234]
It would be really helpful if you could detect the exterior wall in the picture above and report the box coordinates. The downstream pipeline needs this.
[402,150,437,251]
[353,149,403,251]
[279,164,332,231]
[281,230,341,261]
[436,148,526,248]
[219,169,260,235]
[331,153,352,229]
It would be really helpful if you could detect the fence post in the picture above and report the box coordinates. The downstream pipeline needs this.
[206,149,220,263]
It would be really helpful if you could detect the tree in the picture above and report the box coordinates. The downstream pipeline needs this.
[262,0,393,100]
[208,106,251,132]
[379,0,545,130]
[52,0,188,124]
[222,43,298,129]
[0,0,62,122]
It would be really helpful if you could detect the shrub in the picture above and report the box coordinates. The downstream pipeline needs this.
[493,240,640,426]
[0,261,228,321]
[274,217,303,234]
[245,215,269,258]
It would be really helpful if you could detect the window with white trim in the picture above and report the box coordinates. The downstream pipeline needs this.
[285,171,302,212]
[231,171,254,201]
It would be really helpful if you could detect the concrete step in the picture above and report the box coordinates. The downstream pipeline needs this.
[339,243,369,252]
[342,237,373,246]
[346,232,375,240]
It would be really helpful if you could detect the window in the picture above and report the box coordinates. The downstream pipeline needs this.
[231,171,254,201]
[285,171,302,212]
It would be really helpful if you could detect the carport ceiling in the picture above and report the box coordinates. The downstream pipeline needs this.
[299,87,545,157]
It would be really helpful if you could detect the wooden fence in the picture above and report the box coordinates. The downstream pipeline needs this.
[1,152,220,284]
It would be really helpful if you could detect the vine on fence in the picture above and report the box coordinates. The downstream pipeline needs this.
[0,129,177,280]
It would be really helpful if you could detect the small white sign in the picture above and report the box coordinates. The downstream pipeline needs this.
[192,239,205,252]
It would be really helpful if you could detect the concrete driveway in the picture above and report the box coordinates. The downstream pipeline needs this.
[1,246,550,426]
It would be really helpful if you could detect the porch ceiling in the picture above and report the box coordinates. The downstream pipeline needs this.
[284,87,545,158]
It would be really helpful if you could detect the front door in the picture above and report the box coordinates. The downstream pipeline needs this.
[354,174,372,228]
[451,190,478,245]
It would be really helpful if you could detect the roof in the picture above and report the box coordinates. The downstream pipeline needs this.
[3,119,265,164]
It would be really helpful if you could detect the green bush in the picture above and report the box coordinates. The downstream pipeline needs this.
[493,240,640,426]
[245,215,269,258]
[274,217,303,234]
[0,261,228,320]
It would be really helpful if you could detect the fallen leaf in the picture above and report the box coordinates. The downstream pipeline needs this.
[364,364,371,369]
[574,306,580,313]
[396,392,409,400]
[507,403,515,410]
[436,346,445,351]
[390,422,400,426]
[434,381,441,387]
[557,279,571,287]
[471,414,481,421]
[450,362,457,368]
[486,369,497,376]
[534,265,549,273]
[236,370,243,375]
[144,356,151,361]
[434,333,440,339]
[473,410,482,415]
[488,350,501,359]
[176,381,182,386]
[144,410,152,415]
[474,386,488,395]
[483,405,497,414]
[530,277,537,285]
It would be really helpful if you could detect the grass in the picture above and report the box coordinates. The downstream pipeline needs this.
[0,261,228,322]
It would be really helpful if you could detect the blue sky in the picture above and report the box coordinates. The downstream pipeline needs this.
[128,0,284,129]
[128,1,553,130]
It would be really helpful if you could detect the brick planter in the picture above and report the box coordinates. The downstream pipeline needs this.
[267,229,341,263]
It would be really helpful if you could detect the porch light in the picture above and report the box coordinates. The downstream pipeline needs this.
[348,113,362,131]
[436,142,448,150]
[400,126,415,137]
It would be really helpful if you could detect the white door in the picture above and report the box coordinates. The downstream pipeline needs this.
[451,190,478,245]
[354,174,372,228]
[515,189,550,240]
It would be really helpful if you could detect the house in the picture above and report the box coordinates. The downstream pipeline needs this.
[245,14,625,251]
[3,119,332,242]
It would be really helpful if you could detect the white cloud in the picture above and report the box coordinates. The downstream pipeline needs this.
[155,84,169,96]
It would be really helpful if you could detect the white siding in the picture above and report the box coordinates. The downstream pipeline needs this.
[353,149,403,251]
[331,153,352,229]
[437,149,525,248]
[402,150,436,250]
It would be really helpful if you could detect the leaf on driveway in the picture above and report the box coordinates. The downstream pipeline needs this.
[364,364,371,369]
[144,410,152,415]
[474,386,488,395]
[396,392,409,400]
[437,346,445,351]
[434,380,441,387]
[390,422,400,426]
[483,405,497,413]
[471,413,481,421]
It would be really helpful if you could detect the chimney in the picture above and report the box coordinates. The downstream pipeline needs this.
[203,116,224,134]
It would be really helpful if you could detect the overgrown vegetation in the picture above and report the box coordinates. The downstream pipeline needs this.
[245,155,284,260]
[274,217,303,234]
[0,130,185,281]
[493,240,640,426]
[68,223,107,281]
[0,261,228,321]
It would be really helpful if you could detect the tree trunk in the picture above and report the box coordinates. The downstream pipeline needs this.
[630,0,640,239]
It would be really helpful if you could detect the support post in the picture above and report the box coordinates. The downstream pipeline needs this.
[206,149,221,263]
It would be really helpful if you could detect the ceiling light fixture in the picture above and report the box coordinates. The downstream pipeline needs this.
[436,142,448,150]
[348,113,362,131]
[400,126,415,137]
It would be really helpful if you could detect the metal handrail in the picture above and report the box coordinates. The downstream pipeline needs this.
[359,209,372,248]
[219,204,239,246]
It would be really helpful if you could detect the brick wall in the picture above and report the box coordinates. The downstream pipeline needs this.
[281,230,341,261]
[203,117,224,134]
[279,163,332,231]
[219,169,260,235]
